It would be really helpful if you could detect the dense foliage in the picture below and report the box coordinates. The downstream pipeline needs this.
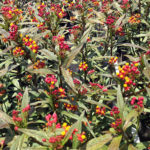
[0,0,150,149]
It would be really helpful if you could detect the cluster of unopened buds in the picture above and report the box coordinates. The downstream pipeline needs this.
[89,82,108,92]
[106,15,116,27]
[13,47,24,56]
[1,6,22,19]
[16,92,23,101]
[45,74,57,89]
[96,106,106,116]
[128,14,141,24]
[130,96,144,110]
[110,106,122,133]
[42,113,63,149]
[73,78,81,85]
[12,105,30,131]
[23,35,39,53]
[9,23,18,40]
[109,56,118,64]
[79,62,88,71]
[69,25,80,39]
[116,62,140,91]
[33,60,45,69]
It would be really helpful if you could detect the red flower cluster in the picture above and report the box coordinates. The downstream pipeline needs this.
[45,74,57,89]
[13,47,24,56]
[130,96,144,110]
[116,62,140,91]
[23,35,39,53]
[64,103,78,111]
[116,27,125,36]
[50,4,66,18]
[1,6,22,19]
[9,23,18,40]
[77,132,86,143]
[52,87,66,98]
[38,3,47,17]
[33,60,45,69]
[96,106,106,116]
[79,62,88,71]
[73,78,81,85]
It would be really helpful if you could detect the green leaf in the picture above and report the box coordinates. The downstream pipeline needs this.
[61,67,77,93]
[10,134,26,150]
[117,85,125,118]
[21,87,30,110]
[12,79,21,89]
[27,68,55,75]
[108,135,122,150]
[123,110,138,131]
[81,134,112,150]
[128,144,138,150]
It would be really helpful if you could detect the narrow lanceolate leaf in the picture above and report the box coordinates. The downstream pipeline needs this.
[18,128,49,146]
[123,110,138,131]
[21,87,30,110]
[118,43,148,51]
[81,134,112,150]
[108,135,122,150]
[10,134,25,150]
[63,25,92,68]
[61,67,77,93]
[117,85,125,118]
[27,68,55,75]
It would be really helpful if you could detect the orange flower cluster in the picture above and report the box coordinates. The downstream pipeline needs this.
[79,62,88,71]
[116,62,140,91]
[128,14,141,24]
[23,35,39,53]
[96,106,106,116]
[109,56,118,64]
[33,60,45,69]
[13,47,24,56]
